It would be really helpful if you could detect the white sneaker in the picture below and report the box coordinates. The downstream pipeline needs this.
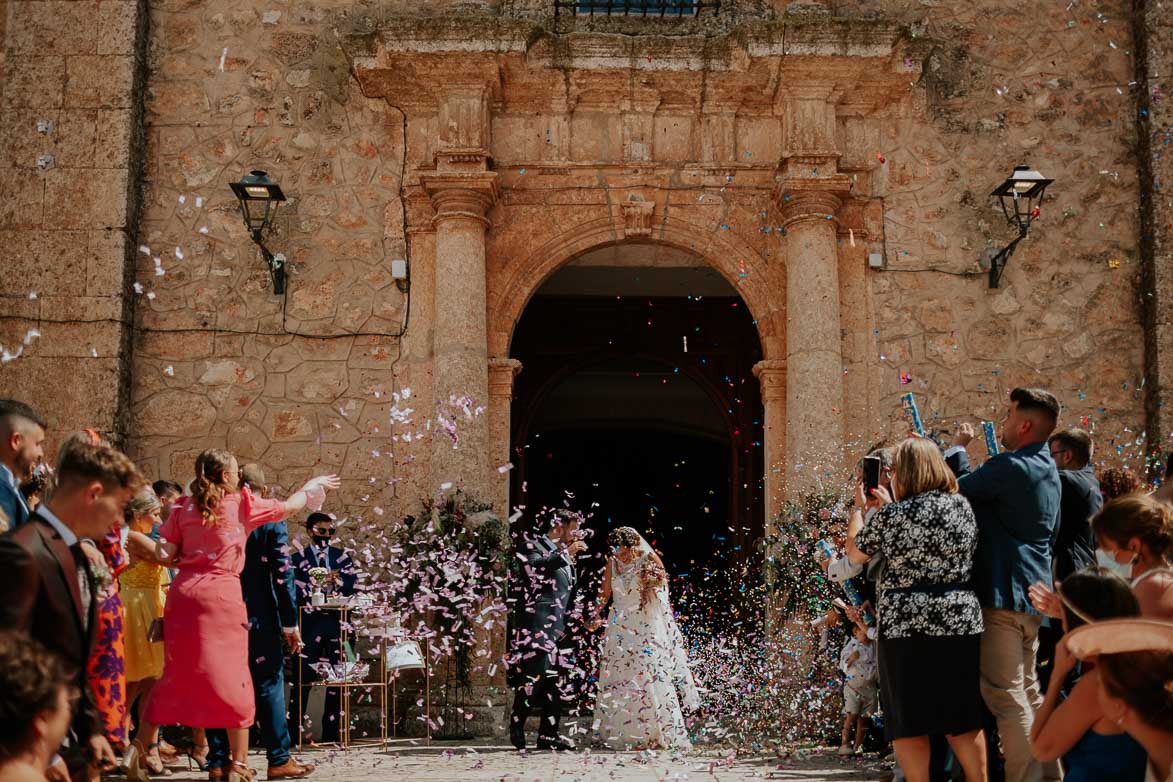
[837,744,854,756]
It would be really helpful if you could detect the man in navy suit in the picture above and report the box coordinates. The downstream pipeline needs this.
[207,466,314,781]
[0,400,46,532]
[955,388,1062,782]
[1033,428,1103,692]
[289,512,357,745]
[506,510,584,751]
[1045,428,1101,583]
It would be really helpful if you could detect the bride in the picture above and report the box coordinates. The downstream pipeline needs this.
[588,526,701,750]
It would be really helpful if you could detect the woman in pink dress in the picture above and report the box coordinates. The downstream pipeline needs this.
[127,449,338,782]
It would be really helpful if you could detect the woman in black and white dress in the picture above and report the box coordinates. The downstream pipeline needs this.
[846,437,988,782]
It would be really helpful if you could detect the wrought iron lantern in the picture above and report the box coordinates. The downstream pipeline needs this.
[229,170,287,294]
[986,165,1054,288]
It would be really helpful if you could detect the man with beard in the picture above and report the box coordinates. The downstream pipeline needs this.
[0,400,46,531]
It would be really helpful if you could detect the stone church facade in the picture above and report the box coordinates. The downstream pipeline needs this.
[1,0,1171,730]
[4,0,1170,505]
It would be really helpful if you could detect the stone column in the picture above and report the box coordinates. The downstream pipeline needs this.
[421,173,499,496]
[777,177,852,495]
[752,359,787,522]
[487,357,521,513]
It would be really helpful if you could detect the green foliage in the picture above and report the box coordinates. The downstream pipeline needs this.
[759,491,847,618]
[391,491,510,691]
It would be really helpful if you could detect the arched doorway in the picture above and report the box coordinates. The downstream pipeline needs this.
[507,242,765,630]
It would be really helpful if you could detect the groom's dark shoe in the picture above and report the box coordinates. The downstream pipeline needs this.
[536,736,575,751]
[509,723,526,750]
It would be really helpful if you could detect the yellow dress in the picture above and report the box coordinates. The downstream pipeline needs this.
[119,559,166,683]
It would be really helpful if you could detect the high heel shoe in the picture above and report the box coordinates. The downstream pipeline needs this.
[124,740,151,782]
[227,760,255,782]
[144,743,172,776]
[156,739,179,765]
[186,743,211,772]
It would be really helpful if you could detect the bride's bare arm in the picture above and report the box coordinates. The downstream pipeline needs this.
[589,558,613,629]
[597,558,612,608]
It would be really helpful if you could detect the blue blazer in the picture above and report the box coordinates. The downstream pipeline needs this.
[0,467,30,530]
[241,521,298,632]
[957,441,1061,614]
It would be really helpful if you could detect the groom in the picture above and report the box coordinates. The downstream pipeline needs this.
[507,510,586,751]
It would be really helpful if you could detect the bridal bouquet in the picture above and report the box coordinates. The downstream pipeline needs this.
[638,559,667,609]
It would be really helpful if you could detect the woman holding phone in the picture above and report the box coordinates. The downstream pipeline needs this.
[846,437,987,782]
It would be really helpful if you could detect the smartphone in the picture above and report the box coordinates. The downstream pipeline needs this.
[862,455,882,493]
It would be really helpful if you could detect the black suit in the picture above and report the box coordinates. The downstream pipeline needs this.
[1052,466,1102,582]
[0,512,100,749]
[1036,465,1103,694]
[289,543,357,743]
[507,534,577,740]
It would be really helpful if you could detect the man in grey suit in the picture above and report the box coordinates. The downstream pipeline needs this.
[507,510,586,751]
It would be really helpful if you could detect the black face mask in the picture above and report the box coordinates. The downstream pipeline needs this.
[311,533,332,545]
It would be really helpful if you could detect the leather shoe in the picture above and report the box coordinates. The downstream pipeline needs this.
[509,724,526,750]
[267,760,315,780]
[208,768,226,782]
[535,736,574,751]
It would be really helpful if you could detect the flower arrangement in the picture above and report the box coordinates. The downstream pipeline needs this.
[308,566,330,587]
[308,566,330,605]
[638,558,667,609]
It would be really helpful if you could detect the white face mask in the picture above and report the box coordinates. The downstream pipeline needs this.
[1095,548,1135,580]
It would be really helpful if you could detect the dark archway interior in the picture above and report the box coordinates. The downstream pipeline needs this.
[509,248,765,632]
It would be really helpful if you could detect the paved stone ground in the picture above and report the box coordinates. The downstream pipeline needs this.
[159,742,894,782]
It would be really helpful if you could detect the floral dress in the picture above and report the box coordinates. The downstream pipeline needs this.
[854,490,983,639]
[853,490,986,738]
[85,526,129,748]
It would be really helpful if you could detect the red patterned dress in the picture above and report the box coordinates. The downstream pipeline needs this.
[86,526,129,748]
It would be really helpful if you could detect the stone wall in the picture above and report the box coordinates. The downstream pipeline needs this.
[129,0,410,516]
[0,0,147,446]
[833,0,1151,466]
[0,0,1156,501]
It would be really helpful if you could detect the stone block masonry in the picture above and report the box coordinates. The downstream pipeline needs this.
[0,0,149,448]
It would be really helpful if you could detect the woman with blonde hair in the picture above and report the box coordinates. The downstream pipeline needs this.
[118,488,174,776]
[846,437,987,782]
[128,450,339,782]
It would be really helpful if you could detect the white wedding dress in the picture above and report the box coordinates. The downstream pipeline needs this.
[593,540,701,750]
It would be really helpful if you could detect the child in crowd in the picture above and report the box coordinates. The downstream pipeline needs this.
[839,619,878,755]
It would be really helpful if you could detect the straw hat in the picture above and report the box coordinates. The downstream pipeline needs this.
[1065,618,1173,659]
